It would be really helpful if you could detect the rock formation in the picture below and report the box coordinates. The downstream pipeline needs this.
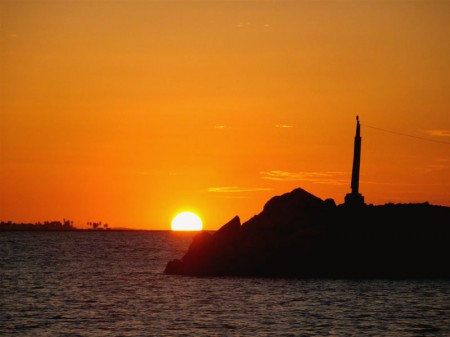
[165,188,450,278]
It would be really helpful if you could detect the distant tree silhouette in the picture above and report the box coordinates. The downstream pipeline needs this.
[0,219,77,231]
[0,219,111,231]
[63,219,74,229]
[87,221,109,230]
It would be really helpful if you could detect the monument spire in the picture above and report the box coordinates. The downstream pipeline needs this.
[345,116,365,206]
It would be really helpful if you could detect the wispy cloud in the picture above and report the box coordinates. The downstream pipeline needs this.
[425,130,450,138]
[413,157,450,174]
[236,22,251,28]
[260,170,347,185]
[208,186,272,193]
[213,125,228,129]
[136,170,179,176]
[275,124,294,128]
[6,33,17,38]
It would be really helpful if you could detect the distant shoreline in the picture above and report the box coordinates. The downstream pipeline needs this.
[0,222,208,232]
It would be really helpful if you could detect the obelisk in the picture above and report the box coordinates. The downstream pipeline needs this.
[345,116,365,206]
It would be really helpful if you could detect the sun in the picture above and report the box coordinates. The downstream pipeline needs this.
[171,212,203,231]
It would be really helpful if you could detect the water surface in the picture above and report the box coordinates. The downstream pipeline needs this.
[1,231,449,336]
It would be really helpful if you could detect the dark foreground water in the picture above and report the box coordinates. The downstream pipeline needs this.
[1,231,449,336]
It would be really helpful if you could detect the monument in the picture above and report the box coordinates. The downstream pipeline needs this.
[165,114,450,278]
[345,116,365,206]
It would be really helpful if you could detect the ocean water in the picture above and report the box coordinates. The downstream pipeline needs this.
[1,231,449,337]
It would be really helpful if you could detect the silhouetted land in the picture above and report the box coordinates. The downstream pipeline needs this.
[0,220,111,231]
[0,220,78,231]
[165,188,450,279]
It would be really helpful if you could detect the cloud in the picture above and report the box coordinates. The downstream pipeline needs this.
[208,186,272,193]
[213,125,228,129]
[136,170,179,176]
[236,22,271,30]
[260,170,347,185]
[425,130,450,137]
[275,124,294,128]
[6,34,17,38]
[415,164,448,174]
[413,157,450,174]
[236,22,251,28]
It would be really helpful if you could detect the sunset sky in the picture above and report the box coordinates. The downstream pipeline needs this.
[1,0,449,230]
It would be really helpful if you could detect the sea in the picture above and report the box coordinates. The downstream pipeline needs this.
[1,231,449,337]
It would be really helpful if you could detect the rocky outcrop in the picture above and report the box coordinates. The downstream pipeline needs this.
[165,188,450,278]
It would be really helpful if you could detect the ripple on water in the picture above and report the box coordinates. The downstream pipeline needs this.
[1,232,449,336]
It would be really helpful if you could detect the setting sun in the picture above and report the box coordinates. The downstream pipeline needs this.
[171,212,203,231]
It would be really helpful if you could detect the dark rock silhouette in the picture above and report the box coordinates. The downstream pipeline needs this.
[165,188,450,278]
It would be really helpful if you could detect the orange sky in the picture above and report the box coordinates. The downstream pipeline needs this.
[1,0,449,230]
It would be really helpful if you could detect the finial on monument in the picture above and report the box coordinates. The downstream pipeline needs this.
[356,115,359,121]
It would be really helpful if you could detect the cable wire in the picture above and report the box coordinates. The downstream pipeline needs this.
[361,123,450,145]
